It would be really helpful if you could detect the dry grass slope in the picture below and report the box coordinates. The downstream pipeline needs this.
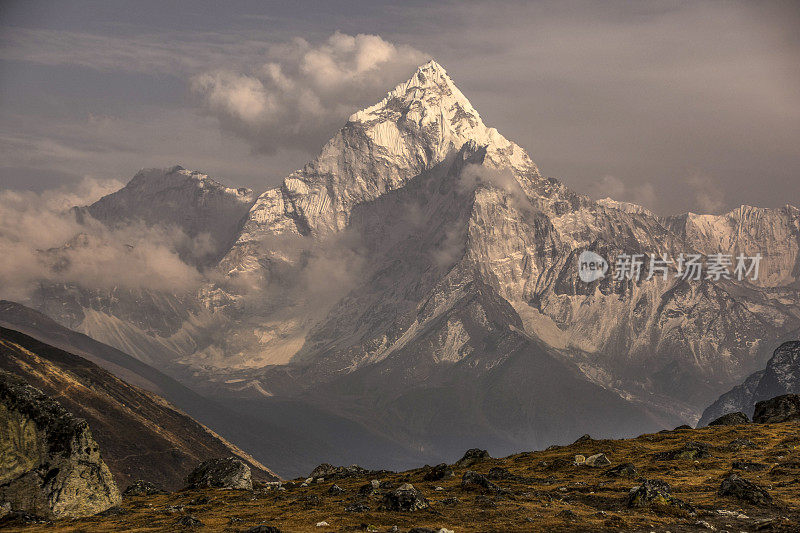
[2,422,799,532]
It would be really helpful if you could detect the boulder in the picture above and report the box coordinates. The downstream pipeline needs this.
[718,473,772,505]
[602,463,638,478]
[455,448,490,467]
[383,483,429,511]
[123,480,167,497]
[244,526,282,533]
[309,463,368,480]
[422,463,453,481]
[486,467,514,480]
[585,453,611,467]
[184,457,252,490]
[654,440,712,460]
[0,371,120,518]
[753,394,800,423]
[460,471,500,493]
[626,479,693,512]
[358,479,381,495]
[706,412,750,426]
[327,484,344,495]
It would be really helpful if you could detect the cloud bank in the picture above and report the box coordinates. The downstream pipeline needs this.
[0,178,206,301]
[191,32,428,153]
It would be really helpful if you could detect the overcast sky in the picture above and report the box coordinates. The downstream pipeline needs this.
[1,0,798,215]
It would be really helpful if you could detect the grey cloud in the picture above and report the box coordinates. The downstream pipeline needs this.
[0,178,208,301]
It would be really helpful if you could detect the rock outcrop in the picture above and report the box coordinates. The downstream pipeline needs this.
[382,483,429,511]
[700,342,800,426]
[718,473,772,505]
[706,412,750,426]
[185,457,253,490]
[752,394,800,423]
[0,371,120,518]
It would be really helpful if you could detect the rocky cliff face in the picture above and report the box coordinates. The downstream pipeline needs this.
[699,341,800,426]
[84,165,255,265]
[664,204,800,287]
[0,370,120,518]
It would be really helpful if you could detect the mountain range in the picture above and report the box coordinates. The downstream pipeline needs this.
[10,60,800,474]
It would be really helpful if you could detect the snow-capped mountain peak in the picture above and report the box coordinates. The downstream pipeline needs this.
[347,59,536,178]
[226,59,540,279]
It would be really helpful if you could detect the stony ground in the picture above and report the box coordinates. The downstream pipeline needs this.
[2,422,799,532]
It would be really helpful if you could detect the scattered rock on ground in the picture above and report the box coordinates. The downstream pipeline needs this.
[423,463,454,481]
[358,479,381,495]
[455,448,490,467]
[185,457,252,490]
[344,503,370,513]
[585,453,611,467]
[655,440,712,460]
[602,463,638,477]
[328,484,344,495]
[123,480,167,497]
[486,467,515,480]
[309,463,368,480]
[627,479,693,512]
[718,473,772,505]
[461,471,500,493]
[383,483,429,512]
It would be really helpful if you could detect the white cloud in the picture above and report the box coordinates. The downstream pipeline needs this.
[0,178,206,301]
[191,32,428,153]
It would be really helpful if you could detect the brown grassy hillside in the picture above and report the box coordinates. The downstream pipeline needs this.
[3,420,798,532]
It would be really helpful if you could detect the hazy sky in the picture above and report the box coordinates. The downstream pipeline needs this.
[1,0,798,215]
